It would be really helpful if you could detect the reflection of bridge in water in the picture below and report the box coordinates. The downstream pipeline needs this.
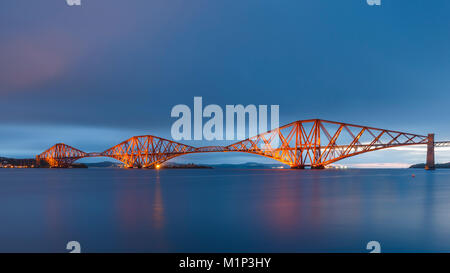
[36,119,449,169]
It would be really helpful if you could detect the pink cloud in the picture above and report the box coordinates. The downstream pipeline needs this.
[0,31,79,92]
[344,162,411,169]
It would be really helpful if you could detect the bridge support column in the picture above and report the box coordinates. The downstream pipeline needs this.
[291,165,305,169]
[425,133,435,170]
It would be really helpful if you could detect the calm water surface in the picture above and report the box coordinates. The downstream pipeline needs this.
[0,168,449,252]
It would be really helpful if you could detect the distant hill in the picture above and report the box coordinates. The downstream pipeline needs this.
[207,162,287,169]
[84,161,212,168]
[83,161,287,169]
[0,157,35,167]
[84,161,122,168]
[410,162,450,168]
[0,157,288,169]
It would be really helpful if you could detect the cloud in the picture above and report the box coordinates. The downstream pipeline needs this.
[390,145,450,152]
[0,123,167,158]
[344,162,411,168]
[0,31,79,92]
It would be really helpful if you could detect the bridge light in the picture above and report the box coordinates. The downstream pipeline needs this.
[156,164,161,169]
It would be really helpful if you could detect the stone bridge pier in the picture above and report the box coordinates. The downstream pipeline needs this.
[425,133,435,170]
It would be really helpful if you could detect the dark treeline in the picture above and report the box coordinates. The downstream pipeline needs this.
[410,162,450,168]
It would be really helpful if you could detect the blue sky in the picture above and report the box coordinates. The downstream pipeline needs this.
[1,0,450,166]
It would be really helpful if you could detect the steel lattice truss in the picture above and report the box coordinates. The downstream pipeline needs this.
[434,141,450,147]
[102,136,197,168]
[36,143,87,168]
[36,119,431,168]
[225,119,429,168]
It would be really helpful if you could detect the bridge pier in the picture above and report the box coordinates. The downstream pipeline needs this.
[290,165,305,169]
[425,133,435,170]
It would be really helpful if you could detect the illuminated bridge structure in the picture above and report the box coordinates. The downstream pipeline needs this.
[36,119,441,170]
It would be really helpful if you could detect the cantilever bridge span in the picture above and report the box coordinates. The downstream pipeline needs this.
[36,119,439,169]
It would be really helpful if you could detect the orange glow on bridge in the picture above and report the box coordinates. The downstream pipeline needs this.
[36,119,430,169]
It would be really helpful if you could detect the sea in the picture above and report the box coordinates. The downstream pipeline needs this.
[0,168,449,252]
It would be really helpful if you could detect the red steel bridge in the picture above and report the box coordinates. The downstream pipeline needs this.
[36,119,446,169]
